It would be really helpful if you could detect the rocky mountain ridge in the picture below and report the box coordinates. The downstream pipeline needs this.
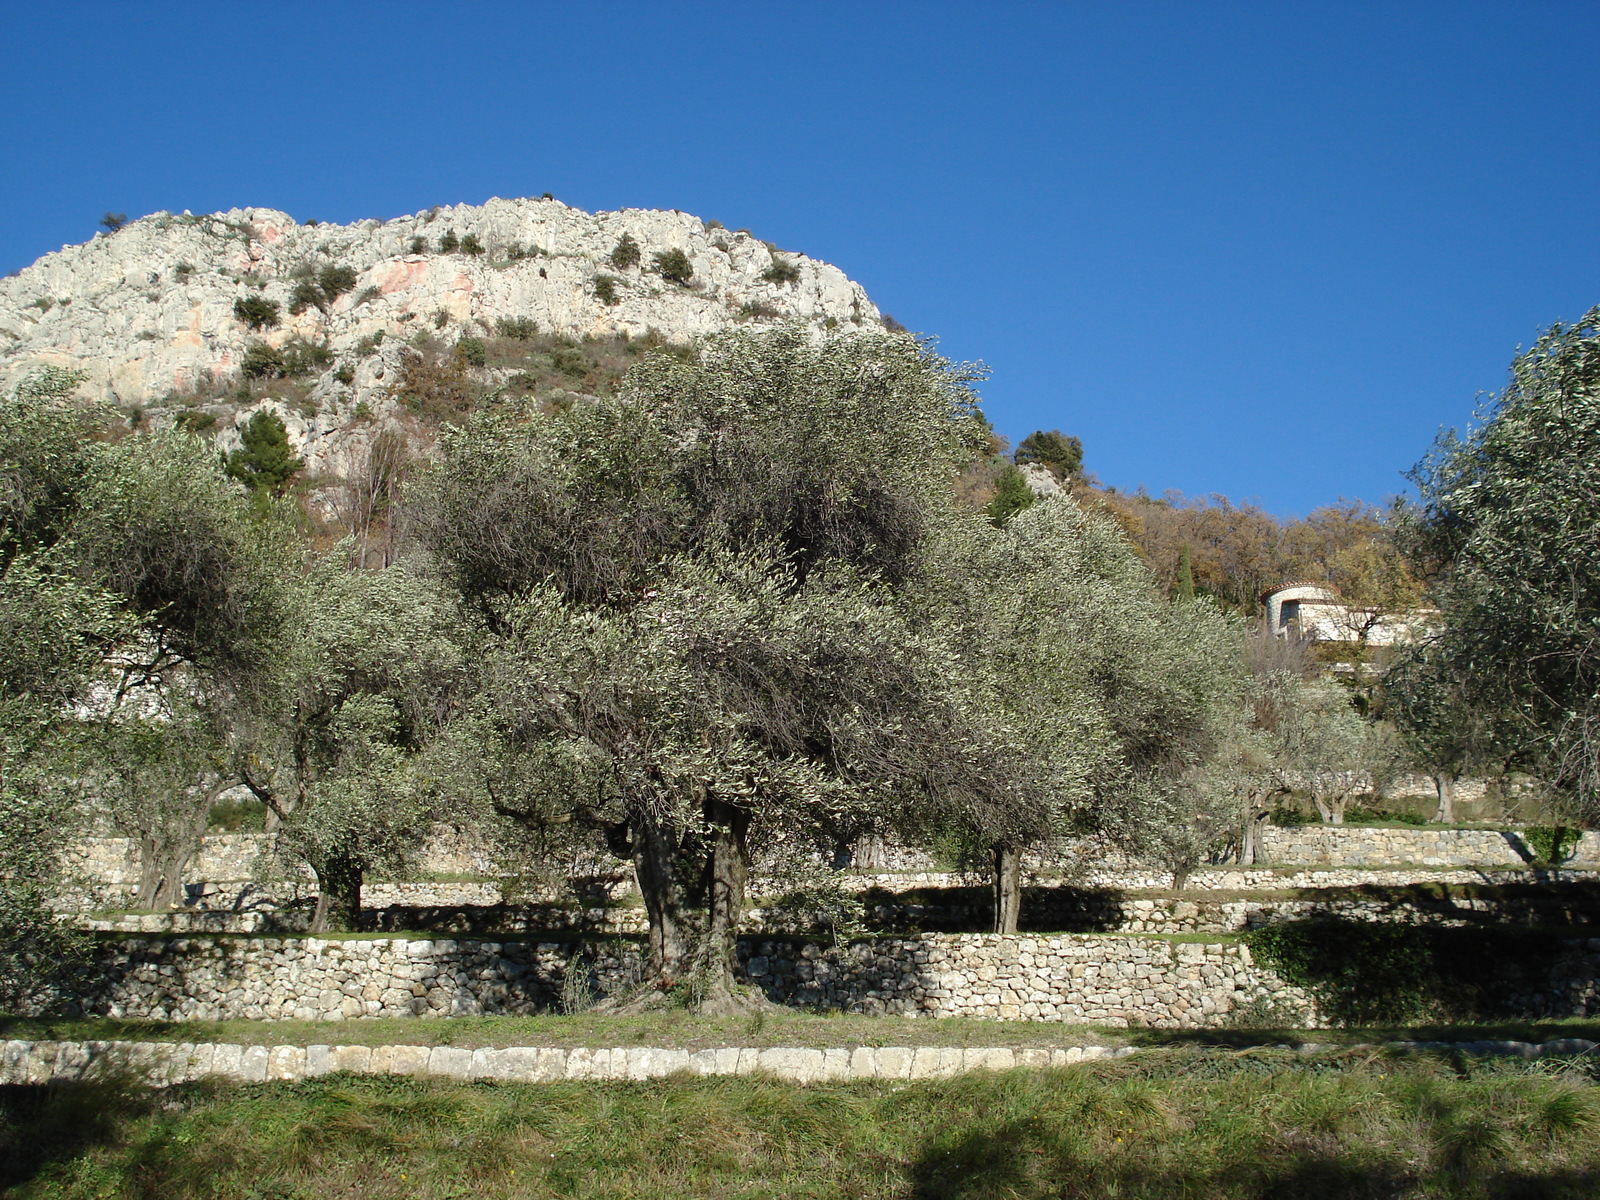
[0,197,883,480]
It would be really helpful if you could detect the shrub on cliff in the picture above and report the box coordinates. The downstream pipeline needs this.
[494,317,538,340]
[318,264,358,303]
[1015,429,1083,480]
[232,295,281,331]
[609,232,641,270]
[652,247,693,285]
[761,256,801,286]
[240,342,285,379]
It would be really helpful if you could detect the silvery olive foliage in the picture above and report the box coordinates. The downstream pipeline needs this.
[0,372,132,1008]
[241,553,467,931]
[417,325,1007,1001]
[927,497,1250,895]
[1395,306,1600,821]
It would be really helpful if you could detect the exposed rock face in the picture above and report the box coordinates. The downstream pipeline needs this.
[0,198,882,478]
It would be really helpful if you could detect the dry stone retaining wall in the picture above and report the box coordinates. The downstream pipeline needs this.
[52,933,1313,1029]
[1258,826,1600,868]
[64,828,1600,910]
[81,874,1600,938]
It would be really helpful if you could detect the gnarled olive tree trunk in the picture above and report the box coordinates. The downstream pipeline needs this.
[991,842,1023,934]
[606,795,762,1014]
[132,782,229,910]
[309,853,364,933]
[1432,772,1456,824]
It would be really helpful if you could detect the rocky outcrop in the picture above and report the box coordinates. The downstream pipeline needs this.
[0,198,882,478]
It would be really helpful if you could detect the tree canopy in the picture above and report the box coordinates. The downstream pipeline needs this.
[1395,306,1600,822]
[416,325,1019,1006]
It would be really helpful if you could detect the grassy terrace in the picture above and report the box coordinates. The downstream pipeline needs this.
[7,1012,1600,1053]
[6,1048,1600,1198]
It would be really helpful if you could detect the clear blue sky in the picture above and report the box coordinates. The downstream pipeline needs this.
[3,1,1597,516]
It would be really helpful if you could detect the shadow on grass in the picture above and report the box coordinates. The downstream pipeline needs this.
[0,1078,161,1193]
[907,1123,1600,1199]
[909,1121,1420,1199]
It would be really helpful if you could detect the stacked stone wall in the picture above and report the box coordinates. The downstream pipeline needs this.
[38,930,1600,1029]
[55,934,1308,1028]
[1258,826,1600,868]
[81,874,1600,938]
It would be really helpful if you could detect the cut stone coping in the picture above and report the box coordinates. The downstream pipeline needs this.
[4,1038,1595,1088]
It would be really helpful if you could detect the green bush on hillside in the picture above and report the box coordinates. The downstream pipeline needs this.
[610,232,641,270]
[761,256,802,286]
[455,336,487,368]
[494,316,538,340]
[318,264,358,302]
[232,295,280,331]
[225,408,303,494]
[653,247,693,285]
[239,342,285,379]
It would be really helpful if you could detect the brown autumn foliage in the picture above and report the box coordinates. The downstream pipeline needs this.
[1095,490,1423,614]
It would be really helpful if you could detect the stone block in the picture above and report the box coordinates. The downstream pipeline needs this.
[386,1044,431,1076]
[849,1046,878,1078]
[818,1048,851,1081]
[209,1042,244,1079]
[328,1044,373,1075]
[305,1045,331,1077]
[757,1047,821,1082]
[3,1039,32,1085]
[239,1044,269,1083]
[565,1047,596,1079]
[625,1047,690,1080]
[908,1047,943,1079]
[734,1047,762,1076]
[427,1045,473,1079]
[268,1045,305,1081]
[965,1047,1015,1072]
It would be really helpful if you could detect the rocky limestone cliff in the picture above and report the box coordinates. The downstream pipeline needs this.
[0,197,882,480]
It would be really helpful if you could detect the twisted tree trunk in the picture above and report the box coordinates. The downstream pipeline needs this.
[992,843,1023,934]
[310,853,364,933]
[1433,772,1456,824]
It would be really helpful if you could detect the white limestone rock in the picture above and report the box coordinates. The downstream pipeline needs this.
[0,198,884,481]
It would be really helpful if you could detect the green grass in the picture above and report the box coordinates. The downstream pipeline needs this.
[9,1010,1600,1056]
[14,1010,1600,1051]
[0,1010,1120,1052]
[6,1051,1600,1198]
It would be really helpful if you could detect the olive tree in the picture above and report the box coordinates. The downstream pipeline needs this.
[61,430,295,903]
[1395,306,1600,823]
[236,556,464,931]
[0,373,133,1008]
[928,498,1248,921]
[1277,677,1396,825]
[85,700,233,910]
[416,325,1024,1009]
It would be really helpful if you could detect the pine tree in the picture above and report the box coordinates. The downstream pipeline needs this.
[1176,543,1195,601]
[225,410,304,496]
[1014,429,1083,480]
[987,464,1034,526]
